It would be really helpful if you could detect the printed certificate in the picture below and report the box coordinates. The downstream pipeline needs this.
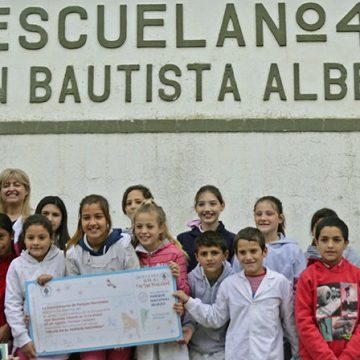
[26,267,182,356]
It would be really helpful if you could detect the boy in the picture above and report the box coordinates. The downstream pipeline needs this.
[295,217,360,359]
[182,231,234,360]
[174,227,299,360]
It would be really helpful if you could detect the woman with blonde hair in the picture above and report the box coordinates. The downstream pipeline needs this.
[0,168,31,255]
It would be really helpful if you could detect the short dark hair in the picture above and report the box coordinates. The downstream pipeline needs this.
[234,227,266,252]
[310,208,338,233]
[315,216,349,242]
[195,231,228,253]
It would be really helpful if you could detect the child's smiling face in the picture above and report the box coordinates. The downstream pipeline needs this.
[24,224,52,262]
[254,200,283,241]
[316,226,348,266]
[134,211,164,252]
[81,203,109,250]
[236,239,267,276]
[195,191,224,229]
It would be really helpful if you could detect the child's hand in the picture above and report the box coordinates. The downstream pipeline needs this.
[173,301,184,316]
[37,274,53,286]
[178,326,193,345]
[0,323,11,342]
[173,290,190,304]
[169,261,180,278]
[21,341,36,359]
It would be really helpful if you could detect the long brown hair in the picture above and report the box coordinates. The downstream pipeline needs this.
[67,194,111,249]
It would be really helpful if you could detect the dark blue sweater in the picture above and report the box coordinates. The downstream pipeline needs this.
[177,221,235,272]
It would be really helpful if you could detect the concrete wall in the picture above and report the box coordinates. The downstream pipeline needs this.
[1,131,359,253]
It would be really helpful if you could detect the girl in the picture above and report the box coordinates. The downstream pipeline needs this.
[306,208,360,267]
[121,185,153,227]
[35,196,70,251]
[0,168,31,255]
[133,200,190,360]
[234,195,306,283]
[5,214,67,360]
[66,194,139,360]
[0,213,16,346]
[177,185,234,272]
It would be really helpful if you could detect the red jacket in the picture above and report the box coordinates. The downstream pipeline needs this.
[136,240,190,295]
[295,258,360,360]
[0,253,16,326]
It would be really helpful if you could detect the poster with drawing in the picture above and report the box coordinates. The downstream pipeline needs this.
[26,266,181,356]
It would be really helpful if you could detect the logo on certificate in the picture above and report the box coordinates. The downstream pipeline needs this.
[41,285,52,297]
[161,272,169,281]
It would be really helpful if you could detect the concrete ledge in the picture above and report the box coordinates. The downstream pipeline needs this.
[1,118,360,134]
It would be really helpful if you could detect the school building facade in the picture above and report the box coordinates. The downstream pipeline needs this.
[1,0,360,250]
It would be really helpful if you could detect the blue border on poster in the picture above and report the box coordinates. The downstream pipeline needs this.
[25,266,182,356]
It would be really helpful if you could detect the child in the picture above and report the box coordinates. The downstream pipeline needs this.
[5,214,67,360]
[121,184,153,224]
[306,208,360,267]
[133,200,190,360]
[182,231,234,360]
[177,185,234,272]
[66,194,139,360]
[233,196,305,284]
[0,214,16,346]
[0,169,31,255]
[175,227,299,360]
[296,216,360,359]
[35,196,70,251]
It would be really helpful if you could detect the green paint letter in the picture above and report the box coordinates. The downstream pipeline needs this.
[0,67,7,103]
[263,63,286,100]
[0,8,10,51]
[19,7,48,50]
[137,4,165,48]
[324,63,347,100]
[159,64,181,101]
[59,66,81,103]
[256,3,286,46]
[98,5,127,48]
[59,7,87,49]
[88,65,110,102]
[117,64,140,102]
[218,64,240,101]
[217,4,245,46]
[30,66,52,103]
[176,4,206,48]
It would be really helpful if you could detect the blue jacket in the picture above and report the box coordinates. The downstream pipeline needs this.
[177,221,235,272]
[184,261,234,354]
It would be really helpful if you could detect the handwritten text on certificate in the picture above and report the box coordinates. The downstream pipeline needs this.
[26,267,182,356]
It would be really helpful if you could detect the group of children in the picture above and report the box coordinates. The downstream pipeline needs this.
[0,167,359,360]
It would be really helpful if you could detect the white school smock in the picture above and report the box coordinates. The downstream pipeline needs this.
[5,245,67,360]
[185,269,299,360]
[66,232,139,275]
